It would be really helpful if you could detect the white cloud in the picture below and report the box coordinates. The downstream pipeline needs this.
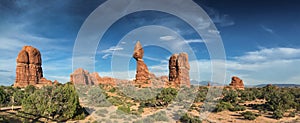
[102,54,111,59]
[100,46,125,59]
[184,39,204,43]
[236,47,300,63]
[101,46,124,53]
[160,36,176,41]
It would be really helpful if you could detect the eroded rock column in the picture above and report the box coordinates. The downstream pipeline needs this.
[133,41,150,86]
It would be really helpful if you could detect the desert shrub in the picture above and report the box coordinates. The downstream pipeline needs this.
[108,87,116,93]
[251,88,264,99]
[240,90,256,101]
[272,109,284,119]
[288,111,296,117]
[179,113,202,123]
[24,85,36,94]
[12,89,25,105]
[0,87,9,106]
[108,96,123,106]
[149,111,169,122]
[194,87,208,103]
[22,84,86,121]
[214,101,233,112]
[222,90,238,104]
[156,87,178,106]
[241,111,258,120]
[133,111,170,122]
[87,87,110,107]
[117,105,131,114]
[229,105,246,111]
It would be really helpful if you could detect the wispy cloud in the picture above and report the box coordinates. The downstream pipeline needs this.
[261,25,274,34]
[203,6,235,27]
[101,46,124,53]
[160,36,176,41]
[100,45,126,59]
[0,70,11,72]
[235,47,300,63]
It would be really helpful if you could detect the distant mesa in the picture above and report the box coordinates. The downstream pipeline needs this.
[14,46,56,88]
[228,76,245,90]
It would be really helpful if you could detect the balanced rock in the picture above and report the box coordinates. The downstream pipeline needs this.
[14,46,51,88]
[133,41,150,86]
[168,52,190,87]
[229,76,244,90]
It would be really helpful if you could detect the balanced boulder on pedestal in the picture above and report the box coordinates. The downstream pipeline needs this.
[133,41,151,87]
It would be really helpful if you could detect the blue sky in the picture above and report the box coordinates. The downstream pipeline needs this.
[0,0,300,86]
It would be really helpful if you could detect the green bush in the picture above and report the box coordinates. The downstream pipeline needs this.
[179,113,202,123]
[108,87,116,93]
[87,87,110,107]
[241,111,258,120]
[0,88,8,106]
[117,105,131,114]
[222,90,238,104]
[22,84,86,121]
[214,101,233,112]
[229,105,246,112]
[272,109,283,119]
[240,90,256,101]
[156,88,178,106]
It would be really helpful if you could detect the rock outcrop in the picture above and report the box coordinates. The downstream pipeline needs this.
[70,68,95,85]
[168,53,190,87]
[229,76,244,90]
[70,68,117,86]
[133,41,151,86]
[14,46,52,88]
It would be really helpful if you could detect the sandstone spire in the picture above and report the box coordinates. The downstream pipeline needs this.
[14,46,52,87]
[168,52,190,87]
[133,41,150,86]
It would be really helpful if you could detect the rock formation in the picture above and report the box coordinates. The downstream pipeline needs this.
[168,52,190,87]
[229,76,244,90]
[70,68,117,86]
[70,68,95,85]
[14,46,52,88]
[133,41,150,86]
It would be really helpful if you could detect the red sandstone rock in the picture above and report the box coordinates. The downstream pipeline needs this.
[168,52,190,87]
[53,80,60,85]
[70,68,118,86]
[133,41,150,86]
[229,76,245,90]
[99,77,116,86]
[14,46,51,88]
[70,68,95,85]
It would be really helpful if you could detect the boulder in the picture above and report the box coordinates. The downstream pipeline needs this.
[229,76,245,90]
